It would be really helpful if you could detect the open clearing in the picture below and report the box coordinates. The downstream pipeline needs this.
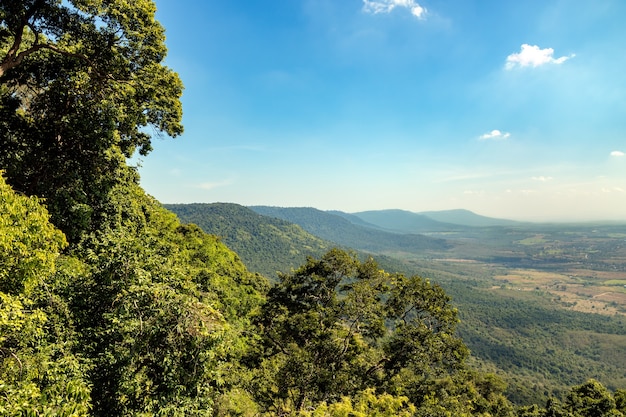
[493,268,626,316]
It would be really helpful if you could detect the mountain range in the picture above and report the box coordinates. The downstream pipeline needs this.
[347,208,521,232]
[166,204,524,277]
[249,206,451,253]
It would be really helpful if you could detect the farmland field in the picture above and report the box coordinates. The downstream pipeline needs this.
[395,223,626,315]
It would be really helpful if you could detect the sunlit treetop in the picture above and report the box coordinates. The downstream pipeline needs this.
[0,0,183,156]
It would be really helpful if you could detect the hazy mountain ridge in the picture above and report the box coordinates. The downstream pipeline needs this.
[344,208,523,233]
[349,209,462,233]
[326,210,387,230]
[418,208,524,227]
[249,206,450,254]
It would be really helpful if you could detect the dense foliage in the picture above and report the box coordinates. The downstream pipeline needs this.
[247,249,518,416]
[2,0,626,415]
[0,172,270,415]
[0,174,90,415]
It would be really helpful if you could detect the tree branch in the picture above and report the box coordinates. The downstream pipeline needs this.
[365,357,389,376]
[266,330,289,356]
[0,0,46,77]
[0,347,24,376]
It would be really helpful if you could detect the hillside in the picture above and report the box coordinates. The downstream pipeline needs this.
[166,203,333,278]
[249,206,450,254]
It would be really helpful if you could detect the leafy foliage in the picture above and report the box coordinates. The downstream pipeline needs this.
[298,389,416,417]
[63,172,268,416]
[0,0,183,242]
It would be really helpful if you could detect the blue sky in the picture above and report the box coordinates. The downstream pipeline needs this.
[136,0,626,221]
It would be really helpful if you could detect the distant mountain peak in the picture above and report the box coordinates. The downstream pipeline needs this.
[418,209,521,227]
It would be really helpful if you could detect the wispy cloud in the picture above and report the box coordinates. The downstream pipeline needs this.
[479,129,510,140]
[505,44,574,70]
[463,190,485,196]
[610,150,625,157]
[192,179,234,190]
[362,0,426,19]
[532,176,553,182]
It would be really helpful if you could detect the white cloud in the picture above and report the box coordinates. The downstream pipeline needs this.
[363,0,426,18]
[532,176,553,182]
[610,150,625,157]
[479,129,510,140]
[505,44,574,70]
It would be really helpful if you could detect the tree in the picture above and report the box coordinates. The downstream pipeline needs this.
[0,0,183,241]
[410,371,514,417]
[250,249,470,414]
[565,379,623,417]
[615,389,626,415]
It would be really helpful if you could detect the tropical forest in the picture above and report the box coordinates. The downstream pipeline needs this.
[1,1,625,416]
